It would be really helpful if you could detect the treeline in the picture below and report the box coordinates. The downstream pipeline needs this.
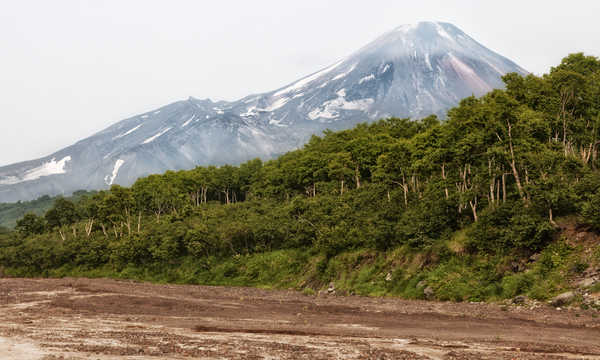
[1,53,600,282]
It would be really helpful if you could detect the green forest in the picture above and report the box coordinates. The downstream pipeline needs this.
[1,54,599,302]
[0,191,96,229]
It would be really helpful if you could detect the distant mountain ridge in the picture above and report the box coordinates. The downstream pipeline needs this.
[0,21,527,202]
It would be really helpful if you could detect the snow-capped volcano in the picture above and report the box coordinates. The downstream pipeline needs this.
[0,22,527,202]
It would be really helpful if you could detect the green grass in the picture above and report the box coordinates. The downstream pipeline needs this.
[2,229,595,304]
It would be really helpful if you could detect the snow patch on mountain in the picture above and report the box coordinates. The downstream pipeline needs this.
[274,59,344,96]
[114,124,142,139]
[359,74,375,84]
[241,106,258,117]
[308,89,374,121]
[182,115,195,127]
[104,159,125,185]
[143,128,171,144]
[395,23,418,34]
[23,156,71,182]
[0,156,71,185]
[265,97,291,111]
[332,63,358,81]
[434,22,454,42]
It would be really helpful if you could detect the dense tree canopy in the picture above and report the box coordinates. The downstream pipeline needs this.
[1,54,599,296]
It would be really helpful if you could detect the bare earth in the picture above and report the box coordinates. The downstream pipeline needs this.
[0,278,599,359]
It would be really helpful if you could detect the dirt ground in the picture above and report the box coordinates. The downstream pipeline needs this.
[0,278,599,359]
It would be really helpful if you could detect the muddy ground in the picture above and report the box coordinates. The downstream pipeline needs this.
[0,278,599,359]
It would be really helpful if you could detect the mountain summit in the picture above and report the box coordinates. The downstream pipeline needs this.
[0,22,527,202]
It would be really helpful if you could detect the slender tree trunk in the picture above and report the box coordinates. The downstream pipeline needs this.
[496,179,500,206]
[137,212,141,234]
[507,120,525,201]
[502,173,507,203]
[85,218,94,237]
[489,180,495,207]
[125,208,131,236]
[224,189,230,204]
[340,179,344,196]
[355,164,361,189]
[442,163,449,200]
[402,174,408,206]
[549,208,557,227]
[469,197,478,222]
[488,158,495,207]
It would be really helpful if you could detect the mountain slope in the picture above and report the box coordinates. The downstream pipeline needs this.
[0,21,527,202]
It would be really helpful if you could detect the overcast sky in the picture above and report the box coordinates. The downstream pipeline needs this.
[1,0,599,166]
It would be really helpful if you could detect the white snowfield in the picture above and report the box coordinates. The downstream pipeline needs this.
[0,156,71,185]
[114,124,142,139]
[359,74,375,84]
[331,63,357,81]
[104,159,125,185]
[273,59,344,97]
[181,115,195,127]
[142,127,172,144]
[308,89,374,120]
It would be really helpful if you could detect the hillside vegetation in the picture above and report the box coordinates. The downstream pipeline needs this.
[0,191,95,229]
[1,54,599,303]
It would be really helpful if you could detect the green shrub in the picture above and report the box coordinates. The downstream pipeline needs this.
[501,273,535,298]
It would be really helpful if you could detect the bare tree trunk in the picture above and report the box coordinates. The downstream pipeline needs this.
[496,179,500,205]
[355,164,361,189]
[442,163,449,200]
[125,208,131,236]
[340,179,344,196]
[488,158,495,207]
[137,212,141,234]
[502,173,507,203]
[58,229,66,241]
[402,174,408,206]
[469,197,478,222]
[85,218,94,237]
[489,179,495,207]
[549,208,558,227]
[507,120,525,201]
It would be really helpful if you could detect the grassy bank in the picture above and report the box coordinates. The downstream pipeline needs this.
[4,223,598,306]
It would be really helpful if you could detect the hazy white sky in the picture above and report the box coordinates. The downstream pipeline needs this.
[1,0,599,166]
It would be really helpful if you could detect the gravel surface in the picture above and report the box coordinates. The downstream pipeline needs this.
[0,278,599,359]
